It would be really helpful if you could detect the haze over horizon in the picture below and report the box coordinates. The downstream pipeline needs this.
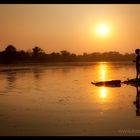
[0,4,140,54]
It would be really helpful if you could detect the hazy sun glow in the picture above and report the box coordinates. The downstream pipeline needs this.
[0,5,140,53]
[96,24,109,36]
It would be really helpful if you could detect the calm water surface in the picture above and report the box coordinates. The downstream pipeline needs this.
[0,62,140,136]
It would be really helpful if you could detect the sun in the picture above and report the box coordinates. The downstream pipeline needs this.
[96,24,109,36]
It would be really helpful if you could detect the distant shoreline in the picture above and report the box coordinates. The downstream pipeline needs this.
[0,45,136,64]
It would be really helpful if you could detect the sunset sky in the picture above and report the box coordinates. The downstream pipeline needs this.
[0,4,140,54]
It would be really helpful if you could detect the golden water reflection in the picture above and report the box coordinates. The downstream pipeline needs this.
[97,87,113,104]
[99,62,108,81]
[91,62,113,103]
[100,87,108,99]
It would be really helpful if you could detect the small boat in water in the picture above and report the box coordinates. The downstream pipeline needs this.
[91,78,140,87]
[91,80,121,87]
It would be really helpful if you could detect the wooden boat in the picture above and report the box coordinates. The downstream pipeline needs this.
[91,80,121,87]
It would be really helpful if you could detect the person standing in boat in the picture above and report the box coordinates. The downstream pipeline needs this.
[134,49,140,79]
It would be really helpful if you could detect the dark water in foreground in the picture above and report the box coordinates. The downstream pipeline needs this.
[0,62,140,136]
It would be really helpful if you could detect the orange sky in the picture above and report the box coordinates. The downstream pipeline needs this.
[0,4,140,54]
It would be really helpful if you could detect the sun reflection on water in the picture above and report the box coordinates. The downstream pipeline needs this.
[90,62,114,104]
[99,63,109,101]
[100,87,107,99]
[99,62,108,81]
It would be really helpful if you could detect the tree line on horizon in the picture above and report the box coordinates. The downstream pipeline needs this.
[0,45,136,64]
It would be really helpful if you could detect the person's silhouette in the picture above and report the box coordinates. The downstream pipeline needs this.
[133,85,140,116]
[134,49,140,79]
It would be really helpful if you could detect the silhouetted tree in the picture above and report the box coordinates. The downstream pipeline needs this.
[5,45,16,52]
[61,50,70,56]
[2,45,17,63]
[32,46,46,62]
[32,46,43,56]
[60,50,71,61]
[49,52,61,62]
